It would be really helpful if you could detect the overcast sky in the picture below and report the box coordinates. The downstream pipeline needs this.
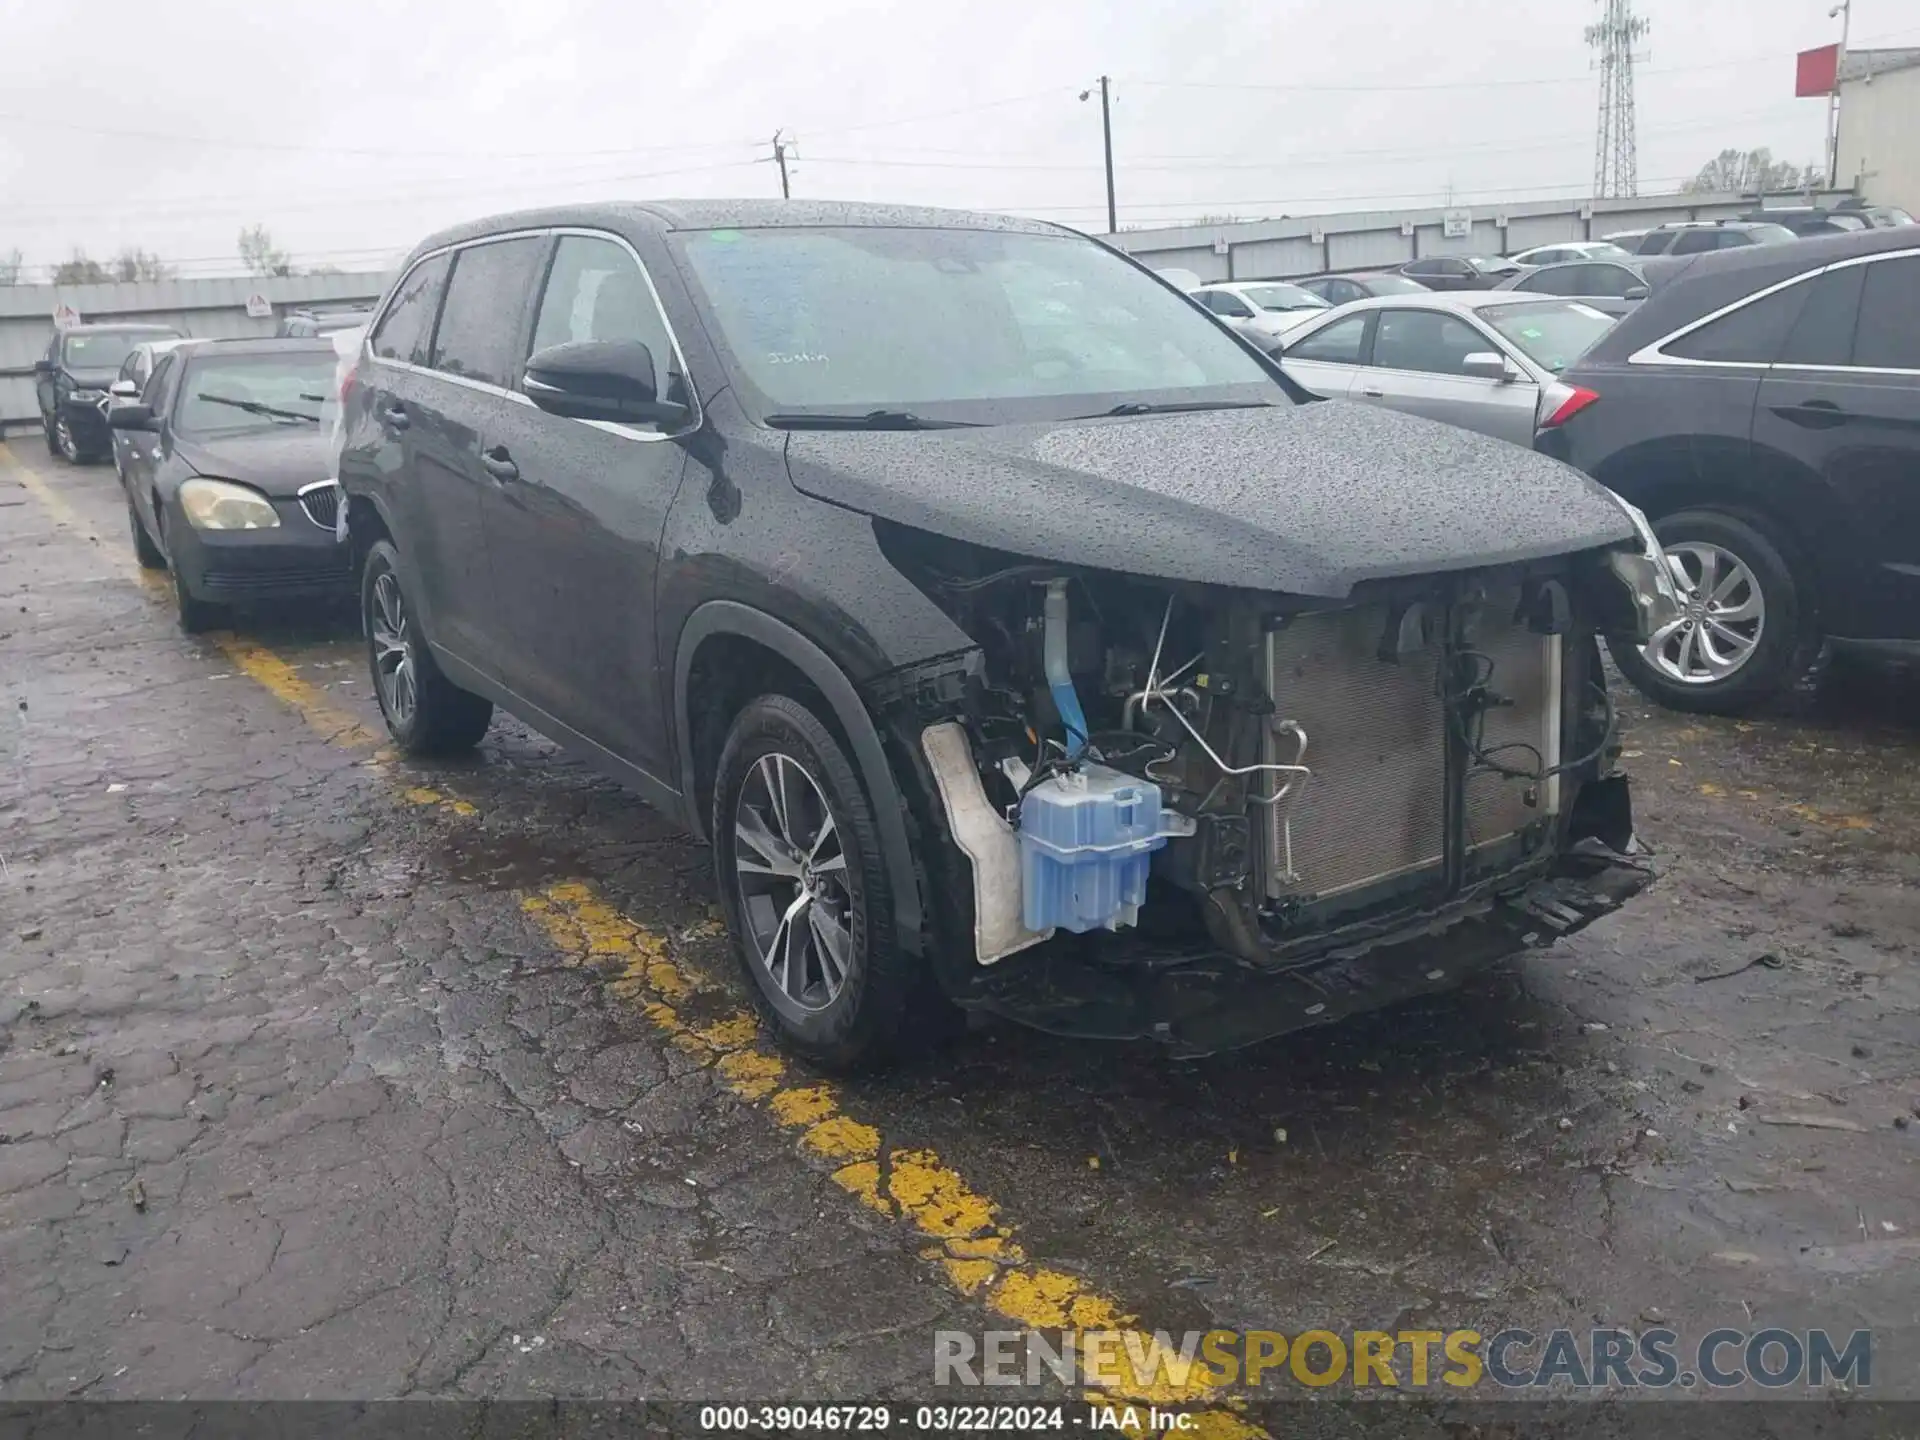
[2,0,1911,278]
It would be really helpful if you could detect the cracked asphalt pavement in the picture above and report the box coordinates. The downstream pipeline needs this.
[3,442,1918,1413]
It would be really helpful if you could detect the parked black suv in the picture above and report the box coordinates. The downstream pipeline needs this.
[1537,227,1920,714]
[339,201,1670,1069]
[35,323,184,463]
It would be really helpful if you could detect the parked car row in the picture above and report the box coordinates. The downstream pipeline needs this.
[1274,224,1920,717]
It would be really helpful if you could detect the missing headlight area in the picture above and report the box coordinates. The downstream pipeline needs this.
[876,525,1652,1051]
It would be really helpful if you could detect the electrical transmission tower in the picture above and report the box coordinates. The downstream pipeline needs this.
[1586,0,1650,198]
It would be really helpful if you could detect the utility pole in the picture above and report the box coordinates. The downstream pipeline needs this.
[771,130,792,199]
[1080,78,1117,233]
[1586,0,1649,199]
[1827,0,1852,188]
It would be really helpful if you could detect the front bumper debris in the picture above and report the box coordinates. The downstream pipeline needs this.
[961,845,1654,1058]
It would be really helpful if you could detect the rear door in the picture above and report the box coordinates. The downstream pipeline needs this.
[1276,312,1369,399]
[1754,251,1920,641]
[1361,307,1540,443]
[125,352,179,536]
[475,230,695,777]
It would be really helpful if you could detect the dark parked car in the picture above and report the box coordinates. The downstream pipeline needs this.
[1629,221,1798,257]
[1834,199,1916,229]
[1295,271,1431,305]
[109,337,350,632]
[337,201,1670,1070]
[1398,255,1522,291]
[278,306,375,337]
[1536,227,1920,714]
[1494,257,1657,316]
[34,323,184,463]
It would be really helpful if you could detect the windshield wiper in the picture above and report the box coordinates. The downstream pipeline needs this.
[195,393,320,424]
[763,409,980,431]
[1096,399,1277,418]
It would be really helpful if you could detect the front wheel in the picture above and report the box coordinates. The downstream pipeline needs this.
[129,496,166,570]
[361,539,493,756]
[1608,507,1812,716]
[712,694,931,1072]
[52,413,83,464]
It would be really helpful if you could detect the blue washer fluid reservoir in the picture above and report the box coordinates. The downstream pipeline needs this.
[1018,763,1186,934]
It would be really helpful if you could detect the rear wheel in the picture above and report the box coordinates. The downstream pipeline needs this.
[362,539,493,755]
[712,694,929,1072]
[1608,507,1812,715]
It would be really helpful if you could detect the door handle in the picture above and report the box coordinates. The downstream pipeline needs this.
[480,445,519,483]
[1772,399,1848,429]
[381,403,410,432]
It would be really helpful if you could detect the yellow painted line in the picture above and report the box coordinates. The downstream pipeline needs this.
[3,440,1261,1430]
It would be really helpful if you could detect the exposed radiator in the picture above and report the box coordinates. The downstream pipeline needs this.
[1262,592,1560,902]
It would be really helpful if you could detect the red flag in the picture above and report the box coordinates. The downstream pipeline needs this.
[1796,43,1840,97]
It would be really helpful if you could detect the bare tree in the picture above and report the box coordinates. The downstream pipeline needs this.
[0,248,22,285]
[238,224,294,277]
[112,247,173,282]
[52,250,110,285]
[1684,148,1817,196]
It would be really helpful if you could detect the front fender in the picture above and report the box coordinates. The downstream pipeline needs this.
[672,600,926,957]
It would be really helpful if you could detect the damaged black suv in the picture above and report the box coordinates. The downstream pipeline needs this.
[338,201,1673,1070]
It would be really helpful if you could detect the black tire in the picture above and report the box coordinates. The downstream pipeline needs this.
[129,496,166,570]
[1608,507,1813,716]
[51,412,86,465]
[361,538,492,756]
[171,560,227,634]
[42,415,59,457]
[712,694,930,1072]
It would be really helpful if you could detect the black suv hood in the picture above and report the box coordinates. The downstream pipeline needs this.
[783,402,1634,598]
[176,429,331,497]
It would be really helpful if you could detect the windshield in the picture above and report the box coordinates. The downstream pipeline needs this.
[62,330,175,371]
[1583,243,1632,261]
[671,226,1279,421]
[1468,257,1520,273]
[174,353,338,434]
[1482,301,1615,373]
[1242,283,1327,312]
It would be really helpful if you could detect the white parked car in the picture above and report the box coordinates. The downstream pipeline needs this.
[1508,240,1633,268]
[1189,281,1331,350]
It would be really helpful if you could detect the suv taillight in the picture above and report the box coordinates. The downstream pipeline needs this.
[1539,381,1599,429]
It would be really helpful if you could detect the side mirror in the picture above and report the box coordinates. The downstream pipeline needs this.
[109,379,140,399]
[108,404,156,431]
[523,340,690,429]
[33,359,53,376]
[1624,284,1649,301]
[1462,351,1518,383]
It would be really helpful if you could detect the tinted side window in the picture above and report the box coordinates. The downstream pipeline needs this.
[431,237,548,389]
[1852,256,1920,369]
[529,234,678,402]
[1213,293,1253,318]
[1638,231,1675,255]
[1373,310,1486,375]
[371,252,452,366]
[1287,315,1367,364]
[1666,281,1812,363]
[1670,230,1718,256]
[1777,266,1864,367]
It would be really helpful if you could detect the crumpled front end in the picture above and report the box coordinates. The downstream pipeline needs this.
[865,520,1660,1054]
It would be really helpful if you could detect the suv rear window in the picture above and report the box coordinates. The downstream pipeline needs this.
[1666,281,1812,363]
[431,238,547,389]
[371,253,452,367]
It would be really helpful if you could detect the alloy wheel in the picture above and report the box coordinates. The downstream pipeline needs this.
[55,416,79,462]
[370,571,417,726]
[732,752,852,1013]
[1643,541,1765,684]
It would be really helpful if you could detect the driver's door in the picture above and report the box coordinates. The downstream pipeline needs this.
[124,353,179,540]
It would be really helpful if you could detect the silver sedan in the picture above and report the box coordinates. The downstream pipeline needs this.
[1274,291,1617,447]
